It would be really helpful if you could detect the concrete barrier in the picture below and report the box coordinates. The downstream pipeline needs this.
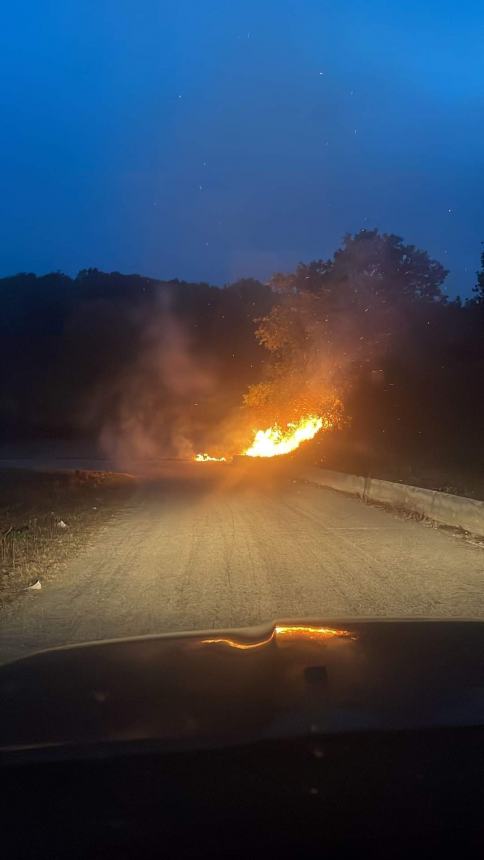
[301,468,367,497]
[303,467,484,538]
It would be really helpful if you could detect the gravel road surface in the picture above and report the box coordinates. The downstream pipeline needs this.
[1,462,483,663]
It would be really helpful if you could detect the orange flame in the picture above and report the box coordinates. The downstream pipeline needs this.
[243,415,325,458]
[201,624,355,650]
[194,413,332,463]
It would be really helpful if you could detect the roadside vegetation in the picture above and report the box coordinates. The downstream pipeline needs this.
[0,470,135,602]
[1,229,483,495]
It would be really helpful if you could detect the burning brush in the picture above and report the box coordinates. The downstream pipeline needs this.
[194,413,329,463]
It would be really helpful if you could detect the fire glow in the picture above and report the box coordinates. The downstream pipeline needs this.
[243,415,324,458]
[201,625,355,650]
[194,414,327,462]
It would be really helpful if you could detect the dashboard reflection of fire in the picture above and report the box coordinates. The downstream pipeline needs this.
[201,625,356,650]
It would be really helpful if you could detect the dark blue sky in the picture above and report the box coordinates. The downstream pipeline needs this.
[1,1,483,294]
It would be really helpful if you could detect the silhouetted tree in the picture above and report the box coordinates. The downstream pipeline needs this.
[473,244,484,309]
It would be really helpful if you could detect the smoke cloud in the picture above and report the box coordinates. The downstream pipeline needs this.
[88,293,219,469]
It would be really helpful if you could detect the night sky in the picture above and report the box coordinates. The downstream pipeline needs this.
[1,1,483,295]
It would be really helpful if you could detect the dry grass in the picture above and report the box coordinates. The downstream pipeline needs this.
[0,469,135,604]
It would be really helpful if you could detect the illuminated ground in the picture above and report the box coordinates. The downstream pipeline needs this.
[1,461,483,663]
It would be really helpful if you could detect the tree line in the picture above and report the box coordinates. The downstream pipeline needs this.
[0,231,482,485]
[248,231,483,488]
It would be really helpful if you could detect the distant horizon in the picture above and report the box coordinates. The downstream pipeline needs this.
[0,224,480,297]
[0,232,480,299]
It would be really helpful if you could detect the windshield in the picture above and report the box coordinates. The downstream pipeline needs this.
[0,1,483,665]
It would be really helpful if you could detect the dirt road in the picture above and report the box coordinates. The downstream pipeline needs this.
[1,462,483,663]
